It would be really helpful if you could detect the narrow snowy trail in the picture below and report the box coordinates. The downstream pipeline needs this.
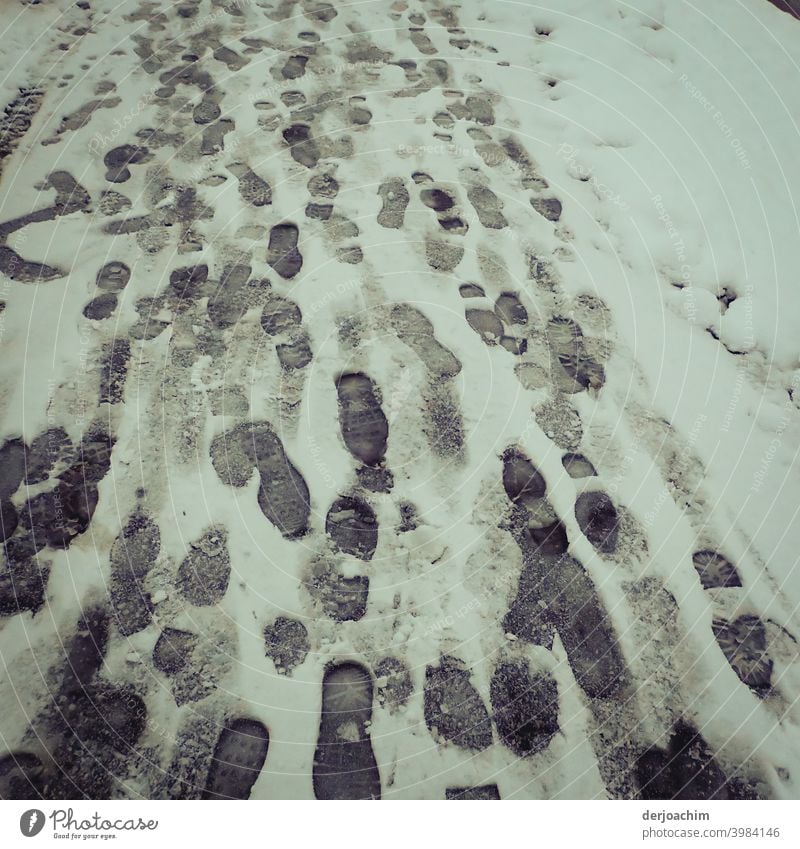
[1,0,800,800]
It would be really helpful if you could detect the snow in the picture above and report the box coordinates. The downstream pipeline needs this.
[0,0,798,801]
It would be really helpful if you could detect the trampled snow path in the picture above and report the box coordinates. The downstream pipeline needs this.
[1,0,800,800]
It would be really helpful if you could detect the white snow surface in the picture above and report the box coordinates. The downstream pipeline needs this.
[0,0,798,800]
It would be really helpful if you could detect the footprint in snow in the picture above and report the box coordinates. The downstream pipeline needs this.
[490,660,559,757]
[109,512,161,637]
[260,292,313,371]
[423,655,493,751]
[228,162,272,207]
[500,447,627,698]
[335,372,389,468]
[419,181,469,235]
[636,723,729,800]
[377,177,410,229]
[264,616,310,675]
[210,422,311,539]
[389,303,462,380]
[445,785,501,800]
[283,123,320,168]
[326,495,378,561]
[313,662,381,800]
[267,222,303,279]
[462,169,507,229]
[176,525,231,606]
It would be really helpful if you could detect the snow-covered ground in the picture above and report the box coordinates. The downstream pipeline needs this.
[0,0,799,800]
